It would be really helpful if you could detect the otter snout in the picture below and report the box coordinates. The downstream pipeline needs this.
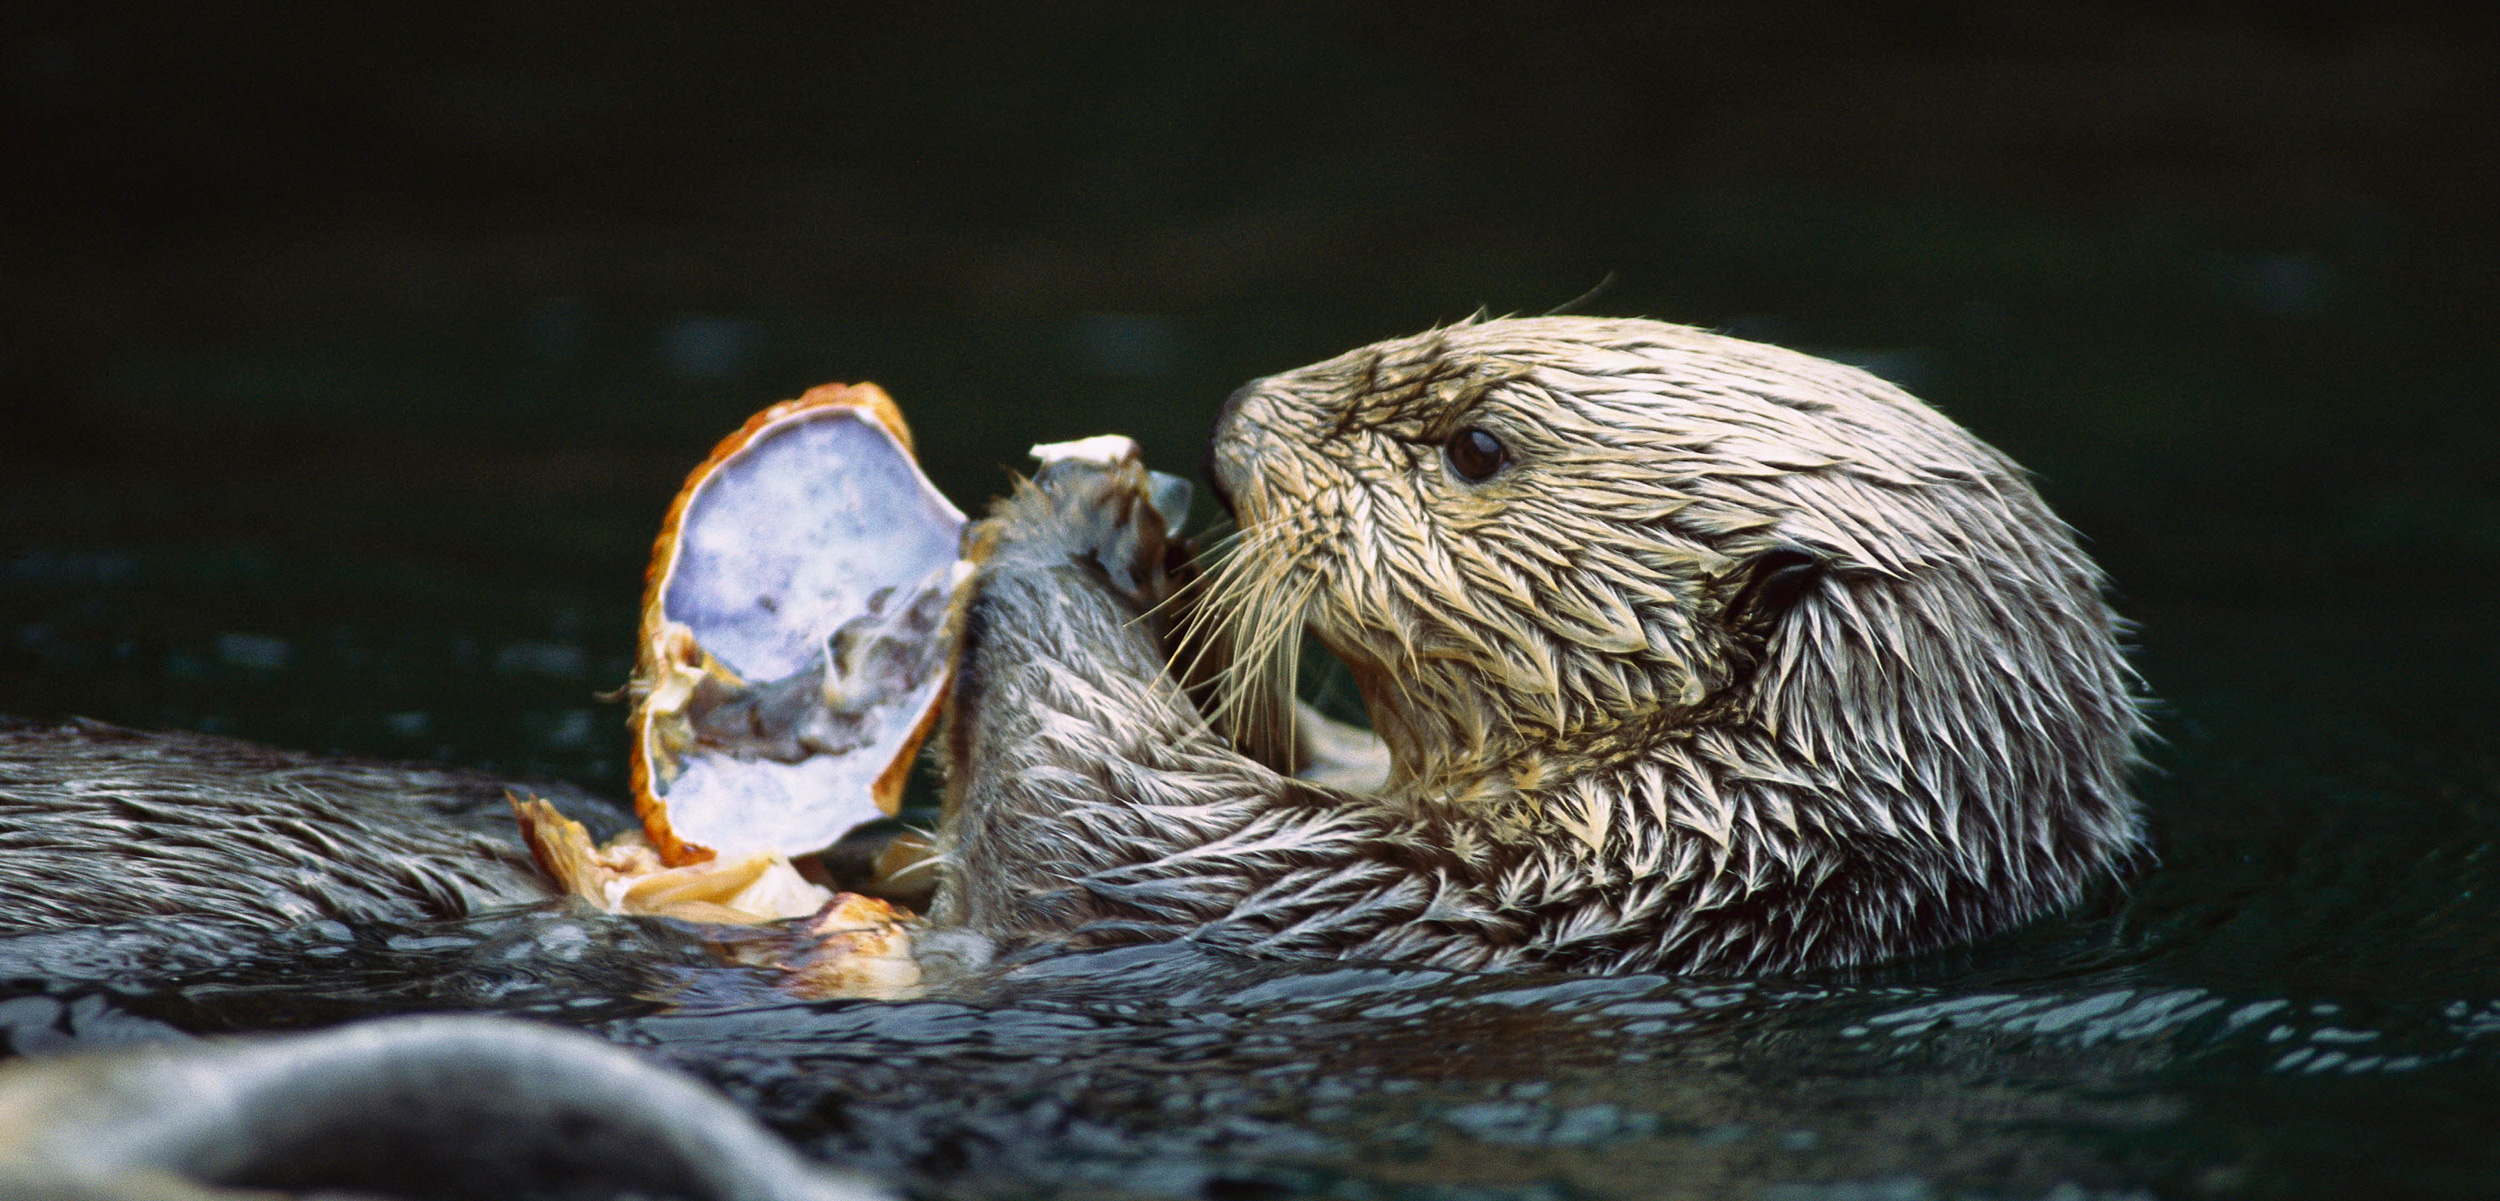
[1204,378,1265,521]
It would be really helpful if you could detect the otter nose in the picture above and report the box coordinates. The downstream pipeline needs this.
[1204,378,1263,520]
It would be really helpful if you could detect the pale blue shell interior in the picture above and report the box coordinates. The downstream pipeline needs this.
[654,407,965,857]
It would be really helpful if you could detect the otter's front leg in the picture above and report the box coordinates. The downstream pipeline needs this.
[930,453,1416,956]
[932,452,1268,940]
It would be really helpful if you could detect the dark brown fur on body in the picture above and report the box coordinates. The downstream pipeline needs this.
[933,317,2148,975]
[0,718,598,936]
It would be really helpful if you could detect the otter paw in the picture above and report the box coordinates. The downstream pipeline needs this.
[972,435,1192,612]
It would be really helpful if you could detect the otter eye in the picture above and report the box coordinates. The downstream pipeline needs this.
[1727,546,1823,637]
[1445,427,1507,482]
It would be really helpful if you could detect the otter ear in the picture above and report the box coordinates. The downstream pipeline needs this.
[1726,545,1823,637]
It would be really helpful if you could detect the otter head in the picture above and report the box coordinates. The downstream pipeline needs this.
[1200,316,2147,970]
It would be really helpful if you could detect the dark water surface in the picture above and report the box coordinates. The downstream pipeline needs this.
[6,5,2500,1198]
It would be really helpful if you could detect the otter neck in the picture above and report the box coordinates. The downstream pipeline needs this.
[1340,648,1542,806]
[1335,637,1742,825]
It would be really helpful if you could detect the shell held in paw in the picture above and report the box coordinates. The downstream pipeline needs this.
[630,381,970,868]
[512,794,838,923]
[514,381,971,931]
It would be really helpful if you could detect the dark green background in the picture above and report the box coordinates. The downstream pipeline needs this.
[6,2,2494,784]
[4,7,2500,1194]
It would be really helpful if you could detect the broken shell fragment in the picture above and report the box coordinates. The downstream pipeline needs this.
[777,893,923,1000]
[513,794,923,997]
[512,793,835,923]
[633,382,969,866]
[1028,433,1140,466]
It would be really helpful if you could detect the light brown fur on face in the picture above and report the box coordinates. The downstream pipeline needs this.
[937,316,2147,976]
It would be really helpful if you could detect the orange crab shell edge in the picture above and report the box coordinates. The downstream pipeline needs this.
[628,381,936,868]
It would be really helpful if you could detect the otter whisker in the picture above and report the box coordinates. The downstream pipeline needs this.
[1225,573,1319,765]
[1146,520,1312,755]
[1166,526,1284,673]
[879,852,943,884]
[1185,524,1302,641]
[1167,512,1324,765]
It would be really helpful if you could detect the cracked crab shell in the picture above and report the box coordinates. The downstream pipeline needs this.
[632,382,968,866]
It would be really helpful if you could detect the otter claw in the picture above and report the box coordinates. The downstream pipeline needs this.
[1146,470,1193,535]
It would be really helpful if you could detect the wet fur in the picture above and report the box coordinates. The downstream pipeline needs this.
[0,718,619,937]
[933,317,2148,974]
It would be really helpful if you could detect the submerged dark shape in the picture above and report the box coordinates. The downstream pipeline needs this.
[0,1014,888,1200]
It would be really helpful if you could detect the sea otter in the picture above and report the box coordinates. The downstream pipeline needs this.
[935,316,2147,975]
[0,317,2146,977]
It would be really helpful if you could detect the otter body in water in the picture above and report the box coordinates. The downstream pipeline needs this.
[0,718,629,940]
[937,317,2146,975]
[1,317,2145,976]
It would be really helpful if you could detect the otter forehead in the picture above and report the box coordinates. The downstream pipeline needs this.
[1211,316,2032,571]
[1238,319,1989,464]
